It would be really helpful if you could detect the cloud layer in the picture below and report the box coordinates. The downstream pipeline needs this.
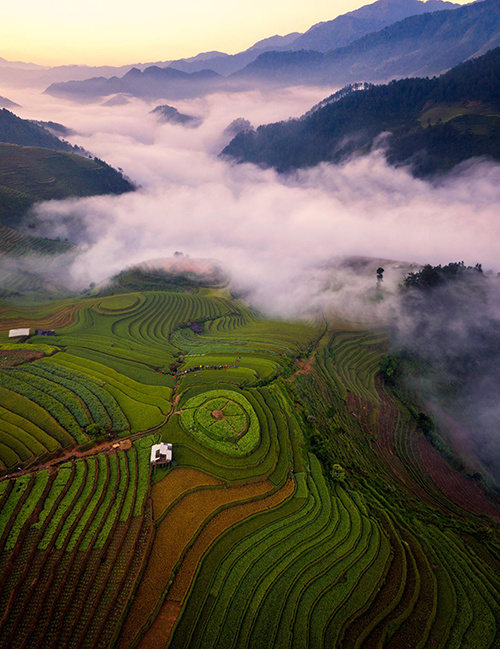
[26,88,500,316]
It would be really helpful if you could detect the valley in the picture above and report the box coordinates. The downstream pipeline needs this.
[1,0,500,646]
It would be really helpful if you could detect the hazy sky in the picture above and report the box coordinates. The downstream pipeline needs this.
[1,0,473,67]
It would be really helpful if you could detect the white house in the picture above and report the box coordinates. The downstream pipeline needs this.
[8,328,31,338]
[150,442,173,465]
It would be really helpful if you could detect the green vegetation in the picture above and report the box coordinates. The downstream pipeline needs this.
[180,389,260,456]
[0,279,499,649]
[0,108,77,153]
[103,265,227,295]
[0,141,133,229]
[0,438,152,649]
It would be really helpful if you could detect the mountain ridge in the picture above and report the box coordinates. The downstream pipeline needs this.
[221,47,500,177]
[43,0,493,101]
[234,0,499,87]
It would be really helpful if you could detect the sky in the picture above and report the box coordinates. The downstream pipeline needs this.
[0,0,473,67]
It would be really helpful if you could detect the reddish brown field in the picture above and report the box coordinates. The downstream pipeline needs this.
[0,303,82,333]
[138,478,296,649]
[418,437,500,521]
[116,471,276,649]
[0,349,45,368]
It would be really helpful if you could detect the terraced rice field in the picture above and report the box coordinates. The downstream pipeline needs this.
[179,389,260,456]
[0,436,156,648]
[0,287,499,648]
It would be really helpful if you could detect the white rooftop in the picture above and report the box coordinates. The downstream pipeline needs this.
[150,442,172,464]
[8,328,31,338]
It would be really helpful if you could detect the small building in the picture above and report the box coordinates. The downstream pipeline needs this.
[8,328,31,339]
[34,329,55,336]
[150,442,173,465]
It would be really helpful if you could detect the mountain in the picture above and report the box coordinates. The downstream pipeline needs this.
[166,35,303,77]
[166,0,458,76]
[0,56,45,70]
[151,104,202,127]
[31,120,76,137]
[0,56,214,90]
[288,0,458,52]
[245,33,302,52]
[235,0,500,87]
[45,67,226,101]
[0,110,134,228]
[43,0,496,102]
[0,109,79,153]
[0,144,134,228]
[0,95,19,108]
[221,47,500,177]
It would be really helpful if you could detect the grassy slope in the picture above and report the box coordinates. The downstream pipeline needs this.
[0,143,133,229]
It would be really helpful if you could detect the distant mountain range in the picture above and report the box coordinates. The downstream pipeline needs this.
[0,0,459,90]
[166,0,458,76]
[221,47,500,177]
[41,0,498,102]
[46,67,226,102]
[235,0,500,86]
[285,0,458,52]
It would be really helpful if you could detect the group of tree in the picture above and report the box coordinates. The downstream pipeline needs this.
[386,260,500,481]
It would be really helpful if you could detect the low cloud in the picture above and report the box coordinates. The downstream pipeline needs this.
[30,142,500,316]
[5,84,500,481]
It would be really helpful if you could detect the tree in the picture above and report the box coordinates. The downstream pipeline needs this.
[330,463,346,483]
[86,423,106,438]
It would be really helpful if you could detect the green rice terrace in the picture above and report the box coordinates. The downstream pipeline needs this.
[0,285,499,648]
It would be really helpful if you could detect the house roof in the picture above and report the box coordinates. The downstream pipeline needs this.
[8,328,31,338]
[150,442,172,463]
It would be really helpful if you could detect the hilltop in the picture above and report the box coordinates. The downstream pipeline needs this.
[0,109,79,154]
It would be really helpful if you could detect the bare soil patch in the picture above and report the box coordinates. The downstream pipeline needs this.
[0,349,44,368]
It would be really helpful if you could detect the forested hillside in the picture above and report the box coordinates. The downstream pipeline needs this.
[222,47,500,176]
[0,109,78,153]
[0,108,134,232]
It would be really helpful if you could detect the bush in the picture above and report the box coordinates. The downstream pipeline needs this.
[330,464,346,483]
[86,423,106,438]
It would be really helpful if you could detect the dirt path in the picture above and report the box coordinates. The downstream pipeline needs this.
[0,413,170,481]
[286,314,328,382]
